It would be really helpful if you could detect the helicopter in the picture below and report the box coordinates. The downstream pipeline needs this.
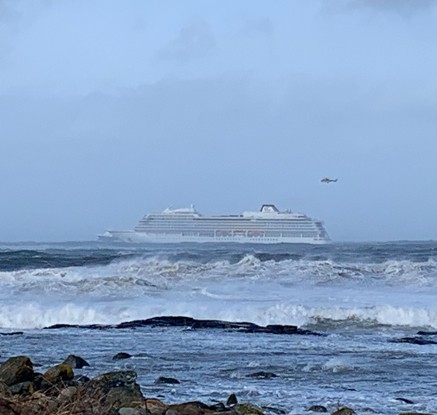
[321,177,338,184]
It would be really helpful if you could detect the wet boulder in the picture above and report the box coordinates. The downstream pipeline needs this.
[8,380,34,396]
[113,352,133,360]
[104,385,145,410]
[226,393,238,406]
[84,370,145,411]
[233,403,264,415]
[167,401,213,415]
[308,405,328,412]
[209,402,227,412]
[89,370,138,391]
[63,354,90,368]
[331,408,355,415]
[0,356,34,386]
[43,364,74,385]
[155,376,180,385]
[145,398,168,415]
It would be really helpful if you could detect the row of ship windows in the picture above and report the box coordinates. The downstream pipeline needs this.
[135,226,319,233]
[138,222,317,228]
[144,217,311,223]
[135,230,320,237]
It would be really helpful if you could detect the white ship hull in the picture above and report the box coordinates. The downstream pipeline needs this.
[100,204,331,245]
[100,230,330,245]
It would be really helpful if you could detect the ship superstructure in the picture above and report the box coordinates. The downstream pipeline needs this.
[100,204,330,244]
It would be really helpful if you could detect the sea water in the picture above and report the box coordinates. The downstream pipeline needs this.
[0,241,437,414]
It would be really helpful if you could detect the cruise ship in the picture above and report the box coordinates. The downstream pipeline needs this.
[100,204,330,244]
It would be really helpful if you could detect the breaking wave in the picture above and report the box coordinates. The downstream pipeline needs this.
[1,243,437,329]
[1,302,437,330]
[2,254,437,295]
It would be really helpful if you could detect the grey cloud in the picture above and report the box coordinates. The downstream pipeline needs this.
[323,0,437,16]
[156,20,216,62]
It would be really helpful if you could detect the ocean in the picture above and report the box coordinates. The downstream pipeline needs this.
[1,241,437,414]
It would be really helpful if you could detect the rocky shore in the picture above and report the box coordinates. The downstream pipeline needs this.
[0,354,263,415]
[0,317,435,415]
[0,353,433,415]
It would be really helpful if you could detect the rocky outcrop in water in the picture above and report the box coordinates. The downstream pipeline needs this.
[44,315,323,336]
[113,352,133,360]
[389,336,437,345]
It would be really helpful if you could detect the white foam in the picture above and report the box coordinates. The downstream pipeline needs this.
[1,255,437,329]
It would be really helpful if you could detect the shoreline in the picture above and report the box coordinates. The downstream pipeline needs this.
[0,354,366,415]
[0,354,431,415]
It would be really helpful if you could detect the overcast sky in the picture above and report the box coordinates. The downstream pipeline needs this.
[1,0,437,242]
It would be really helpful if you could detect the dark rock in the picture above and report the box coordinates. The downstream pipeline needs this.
[226,393,238,406]
[233,403,264,415]
[395,398,414,404]
[167,401,213,415]
[44,323,81,329]
[0,332,23,336]
[417,330,437,336]
[265,325,297,334]
[74,374,90,383]
[398,413,433,415]
[331,407,355,415]
[117,316,196,329]
[113,352,133,360]
[145,397,168,415]
[43,364,74,385]
[155,376,180,385]
[308,405,328,412]
[209,402,227,412]
[0,356,34,386]
[44,315,323,336]
[32,373,45,390]
[63,354,90,368]
[190,320,260,332]
[44,323,114,330]
[119,408,149,415]
[104,385,145,410]
[0,381,11,396]
[246,371,277,379]
[8,380,34,396]
[390,337,437,345]
[88,370,138,391]
[81,370,145,412]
